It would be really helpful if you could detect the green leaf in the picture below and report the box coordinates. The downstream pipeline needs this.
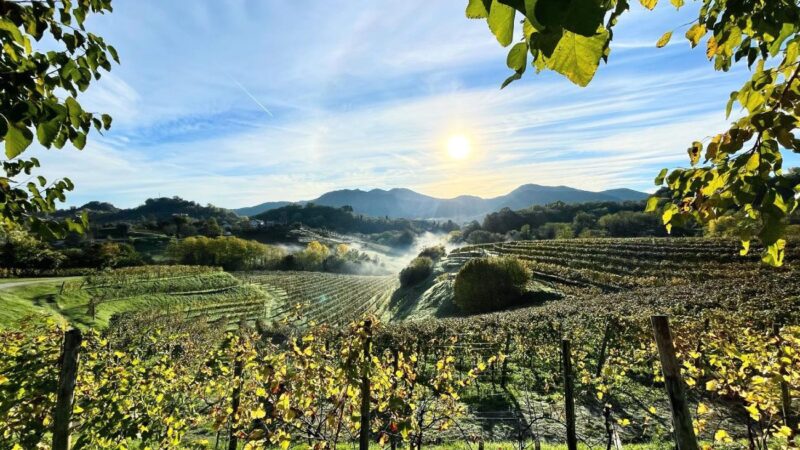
[466,0,490,19]
[685,23,706,48]
[506,42,528,71]
[108,45,120,63]
[487,0,516,47]
[545,29,609,87]
[534,0,607,37]
[654,168,668,185]
[36,120,61,148]
[101,114,113,130]
[501,72,523,89]
[656,31,672,48]
[72,132,87,150]
[0,18,25,45]
[498,0,542,31]
[761,239,785,267]
[5,122,33,159]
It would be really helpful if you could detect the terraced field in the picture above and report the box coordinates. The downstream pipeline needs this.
[450,237,800,293]
[238,271,399,326]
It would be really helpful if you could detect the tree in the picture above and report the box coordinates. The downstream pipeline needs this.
[399,256,434,287]
[453,256,530,313]
[0,226,64,273]
[467,0,800,265]
[1,0,117,238]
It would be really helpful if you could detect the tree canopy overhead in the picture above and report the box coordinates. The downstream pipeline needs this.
[468,0,800,265]
[0,0,117,238]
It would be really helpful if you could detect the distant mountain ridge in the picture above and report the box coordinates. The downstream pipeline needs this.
[235,184,649,221]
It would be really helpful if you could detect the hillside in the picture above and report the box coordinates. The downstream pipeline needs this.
[234,184,649,219]
[56,197,239,224]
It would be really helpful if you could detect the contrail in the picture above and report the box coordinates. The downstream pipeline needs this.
[229,76,274,117]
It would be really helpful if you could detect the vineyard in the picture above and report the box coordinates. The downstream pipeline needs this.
[237,271,399,326]
[1,238,799,448]
[450,238,800,293]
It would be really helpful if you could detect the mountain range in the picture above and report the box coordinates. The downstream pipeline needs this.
[235,184,649,221]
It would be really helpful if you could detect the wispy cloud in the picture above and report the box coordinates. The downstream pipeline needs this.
[29,0,794,210]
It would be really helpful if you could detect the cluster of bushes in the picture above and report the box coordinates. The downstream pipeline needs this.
[453,256,530,313]
[167,236,285,271]
[280,241,386,275]
[0,227,146,276]
[417,245,446,260]
[399,257,434,287]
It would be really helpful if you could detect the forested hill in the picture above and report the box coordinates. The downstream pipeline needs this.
[254,203,458,235]
[55,197,239,224]
[235,184,649,220]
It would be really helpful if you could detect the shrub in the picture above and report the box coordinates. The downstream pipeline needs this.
[418,245,446,260]
[399,256,434,287]
[454,257,530,314]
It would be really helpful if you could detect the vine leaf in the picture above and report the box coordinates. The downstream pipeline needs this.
[545,29,609,87]
[656,31,672,48]
[5,122,33,159]
[487,0,516,47]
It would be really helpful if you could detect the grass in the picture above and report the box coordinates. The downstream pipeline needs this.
[0,281,69,327]
[0,271,273,330]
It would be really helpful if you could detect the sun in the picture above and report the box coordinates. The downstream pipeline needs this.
[446,135,471,160]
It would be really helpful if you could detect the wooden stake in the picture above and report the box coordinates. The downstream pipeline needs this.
[53,329,83,450]
[651,315,698,450]
[360,319,372,450]
[562,339,577,450]
[227,351,244,450]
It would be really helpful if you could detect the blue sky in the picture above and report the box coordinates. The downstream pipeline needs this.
[31,1,794,208]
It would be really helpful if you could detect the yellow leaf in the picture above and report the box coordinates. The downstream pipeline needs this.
[640,0,658,10]
[714,429,731,442]
[656,31,672,48]
[648,406,657,414]
[706,36,718,58]
[705,380,718,391]
[685,23,706,48]
[252,407,267,419]
[697,403,709,415]
[776,425,792,438]
[745,404,759,420]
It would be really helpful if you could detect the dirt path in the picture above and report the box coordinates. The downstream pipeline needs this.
[0,277,76,291]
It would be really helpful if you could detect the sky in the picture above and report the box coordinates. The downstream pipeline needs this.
[28,1,797,209]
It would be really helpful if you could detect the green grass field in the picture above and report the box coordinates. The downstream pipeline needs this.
[0,280,69,327]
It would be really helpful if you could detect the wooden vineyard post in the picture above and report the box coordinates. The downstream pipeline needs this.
[500,332,512,387]
[228,351,244,450]
[53,329,83,450]
[360,319,372,450]
[562,339,577,450]
[651,315,699,450]
[596,320,614,377]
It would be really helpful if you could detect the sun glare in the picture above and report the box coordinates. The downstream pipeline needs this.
[446,135,471,160]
